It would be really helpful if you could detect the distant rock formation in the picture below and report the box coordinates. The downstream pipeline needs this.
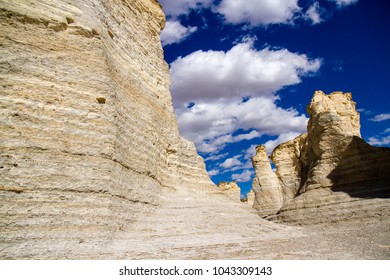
[217,181,241,202]
[0,0,215,258]
[246,190,255,207]
[252,91,390,224]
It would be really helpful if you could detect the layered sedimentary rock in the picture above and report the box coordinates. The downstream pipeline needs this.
[217,181,241,202]
[252,146,284,216]
[252,91,390,224]
[0,0,215,258]
[246,190,255,207]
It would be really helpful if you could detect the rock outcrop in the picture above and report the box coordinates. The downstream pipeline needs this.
[252,146,284,216]
[252,91,390,224]
[217,181,241,202]
[246,190,255,207]
[2,1,390,260]
[0,0,215,258]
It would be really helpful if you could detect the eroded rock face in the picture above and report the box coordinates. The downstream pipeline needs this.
[0,0,214,258]
[246,190,255,207]
[252,91,390,224]
[252,145,284,216]
[217,181,241,202]
[270,133,307,205]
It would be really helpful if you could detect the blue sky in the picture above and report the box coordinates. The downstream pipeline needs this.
[158,0,390,195]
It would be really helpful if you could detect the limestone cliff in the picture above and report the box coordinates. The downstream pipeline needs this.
[252,146,284,216]
[3,1,390,260]
[217,181,241,202]
[0,0,214,258]
[252,91,390,224]
[246,190,255,207]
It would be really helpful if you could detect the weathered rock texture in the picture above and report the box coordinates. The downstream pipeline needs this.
[2,1,390,260]
[217,181,241,202]
[252,91,390,224]
[0,0,216,258]
[252,146,284,215]
[245,190,255,207]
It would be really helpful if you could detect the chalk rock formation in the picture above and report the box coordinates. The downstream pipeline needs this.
[217,181,241,202]
[246,190,255,207]
[0,0,216,258]
[252,145,284,216]
[252,91,390,224]
[270,133,307,205]
[3,1,389,260]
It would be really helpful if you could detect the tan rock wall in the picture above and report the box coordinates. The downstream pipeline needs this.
[251,145,284,217]
[270,133,307,204]
[217,181,241,202]
[246,190,255,207]
[0,0,214,258]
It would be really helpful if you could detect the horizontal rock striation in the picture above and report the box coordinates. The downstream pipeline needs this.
[0,0,214,258]
[217,181,241,202]
[246,190,255,207]
[2,1,389,260]
[252,145,284,216]
[252,91,390,224]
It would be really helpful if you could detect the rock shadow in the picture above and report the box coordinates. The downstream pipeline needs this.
[328,136,390,198]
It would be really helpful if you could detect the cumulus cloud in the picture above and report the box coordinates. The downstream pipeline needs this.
[368,128,390,147]
[226,160,253,173]
[216,0,300,26]
[368,135,390,146]
[264,132,302,154]
[330,0,358,7]
[177,98,309,154]
[204,152,229,162]
[170,40,318,154]
[158,0,214,18]
[195,130,261,155]
[369,113,390,122]
[232,170,254,182]
[244,144,257,160]
[171,40,320,106]
[357,108,373,115]
[207,169,220,177]
[220,155,243,169]
[160,20,197,46]
[304,2,323,24]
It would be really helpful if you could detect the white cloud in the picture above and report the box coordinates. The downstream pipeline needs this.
[330,0,358,7]
[207,169,220,176]
[204,152,229,162]
[216,0,300,26]
[357,108,373,115]
[369,113,390,122]
[178,98,309,154]
[304,2,323,24]
[171,40,320,106]
[197,130,261,154]
[244,144,257,160]
[220,155,243,169]
[170,40,317,154]
[226,160,253,173]
[368,128,390,146]
[368,135,390,146]
[159,0,214,18]
[232,170,254,182]
[264,132,301,154]
[160,20,197,46]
